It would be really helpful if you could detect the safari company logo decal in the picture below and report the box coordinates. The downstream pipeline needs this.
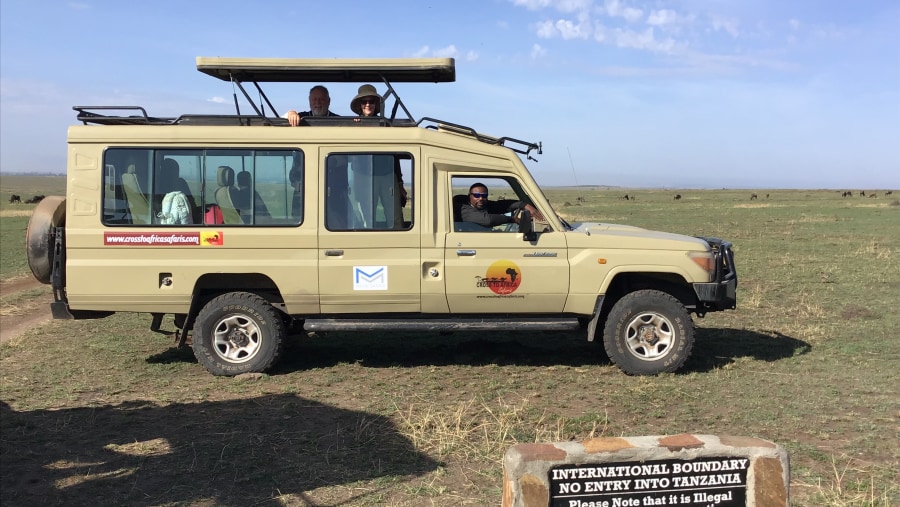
[476,260,522,295]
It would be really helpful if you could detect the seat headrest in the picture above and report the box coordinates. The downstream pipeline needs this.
[217,166,235,187]
[157,158,180,193]
[452,194,468,221]
[236,171,252,189]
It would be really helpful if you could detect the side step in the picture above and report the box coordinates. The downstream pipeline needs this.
[304,318,580,332]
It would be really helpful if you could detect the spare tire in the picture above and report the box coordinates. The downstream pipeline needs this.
[26,196,66,284]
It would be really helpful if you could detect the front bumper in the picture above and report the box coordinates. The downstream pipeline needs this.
[693,237,738,311]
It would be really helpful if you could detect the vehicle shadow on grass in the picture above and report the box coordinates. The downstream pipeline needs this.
[0,395,439,507]
[687,327,811,373]
[146,327,810,375]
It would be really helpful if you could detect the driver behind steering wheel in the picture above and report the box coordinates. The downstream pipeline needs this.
[459,183,542,229]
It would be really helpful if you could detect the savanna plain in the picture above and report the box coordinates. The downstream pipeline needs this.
[0,175,897,506]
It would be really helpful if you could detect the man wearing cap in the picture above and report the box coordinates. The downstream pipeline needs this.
[285,85,339,126]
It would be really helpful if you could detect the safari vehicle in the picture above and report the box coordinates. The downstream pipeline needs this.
[27,57,736,376]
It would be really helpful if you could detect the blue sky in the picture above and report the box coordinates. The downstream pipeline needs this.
[1,0,898,189]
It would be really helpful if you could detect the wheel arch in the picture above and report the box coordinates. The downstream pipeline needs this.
[597,270,697,323]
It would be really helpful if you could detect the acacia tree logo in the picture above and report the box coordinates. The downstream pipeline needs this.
[475,260,522,295]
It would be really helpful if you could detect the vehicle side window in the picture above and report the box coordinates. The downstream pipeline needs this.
[325,152,412,231]
[103,148,303,226]
[451,176,524,232]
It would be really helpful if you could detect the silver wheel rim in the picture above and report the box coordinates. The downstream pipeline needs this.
[623,312,674,361]
[212,314,262,364]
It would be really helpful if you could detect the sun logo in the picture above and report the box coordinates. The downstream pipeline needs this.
[476,260,522,295]
[200,231,223,246]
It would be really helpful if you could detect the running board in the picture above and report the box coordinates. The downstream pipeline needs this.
[304,318,580,332]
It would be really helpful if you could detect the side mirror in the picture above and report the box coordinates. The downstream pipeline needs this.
[519,210,537,241]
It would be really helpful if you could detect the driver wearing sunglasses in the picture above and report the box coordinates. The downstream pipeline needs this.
[460,182,542,228]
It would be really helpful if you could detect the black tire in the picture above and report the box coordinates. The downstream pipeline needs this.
[192,292,285,376]
[602,290,694,375]
[26,196,66,284]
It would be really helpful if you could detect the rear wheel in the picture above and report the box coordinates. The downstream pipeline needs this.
[602,290,694,375]
[192,292,285,376]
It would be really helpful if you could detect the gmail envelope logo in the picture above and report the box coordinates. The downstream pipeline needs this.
[354,266,388,291]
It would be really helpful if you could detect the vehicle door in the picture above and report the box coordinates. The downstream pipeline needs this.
[317,148,420,313]
[443,175,569,313]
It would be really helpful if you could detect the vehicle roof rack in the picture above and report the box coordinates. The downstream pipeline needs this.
[418,117,542,159]
[71,58,540,160]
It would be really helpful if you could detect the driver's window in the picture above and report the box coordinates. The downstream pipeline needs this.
[451,176,524,233]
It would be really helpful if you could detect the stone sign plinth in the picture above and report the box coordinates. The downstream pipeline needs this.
[502,434,788,507]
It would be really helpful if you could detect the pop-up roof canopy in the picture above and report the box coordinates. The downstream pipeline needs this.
[195,57,456,83]
[194,57,456,123]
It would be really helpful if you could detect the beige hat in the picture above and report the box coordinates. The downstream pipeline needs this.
[350,84,381,115]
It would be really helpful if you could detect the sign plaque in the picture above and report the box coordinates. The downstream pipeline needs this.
[549,457,749,507]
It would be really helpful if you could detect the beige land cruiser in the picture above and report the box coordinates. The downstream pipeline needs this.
[27,57,736,376]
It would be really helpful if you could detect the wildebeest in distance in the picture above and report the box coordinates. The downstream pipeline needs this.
[24,194,46,204]
[8,194,21,204]
[674,194,682,200]
[750,193,758,200]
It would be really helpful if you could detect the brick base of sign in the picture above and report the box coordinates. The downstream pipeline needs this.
[502,434,789,507]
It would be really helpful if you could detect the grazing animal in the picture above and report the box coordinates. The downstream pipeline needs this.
[674,194,682,200]
[8,194,21,204]
[766,193,770,199]
[868,193,877,198]
[886,191,893,196]
[622,194,629,201]
[750,193,758,200]
[842,191,851,197]
[860,191,866,197]
[24,194,46,204]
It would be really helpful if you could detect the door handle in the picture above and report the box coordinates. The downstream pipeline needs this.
[456,249,476,256]
[324,249,344,256]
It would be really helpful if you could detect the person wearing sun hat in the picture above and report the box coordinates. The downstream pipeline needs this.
[350,84,381,117]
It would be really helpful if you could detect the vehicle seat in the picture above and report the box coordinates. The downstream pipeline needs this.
[122,163,150,224]
[452,194,491,232]
[156,158,193,224]
[214,166,242,224]
[234,170,270,223]
[452,194,468,222]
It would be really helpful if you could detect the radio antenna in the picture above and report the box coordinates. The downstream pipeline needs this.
[567,147,584,204]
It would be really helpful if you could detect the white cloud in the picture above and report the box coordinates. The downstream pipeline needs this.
[512,0,553,10]
[535,16,591,39]
[709,14,740,38]
[412,45,460,58]
[465,51,479,61]
[647,9,678,27]
[531,43,548,59]
[511,0,591,13]
[433,45,459,58]
[789,18,800,30]
[602,0,642,23]
[611,27,677,53]
[207,96,227,104]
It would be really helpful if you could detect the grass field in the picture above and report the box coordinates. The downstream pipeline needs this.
[1,175,898,506]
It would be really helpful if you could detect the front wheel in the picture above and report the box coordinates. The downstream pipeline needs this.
[602,290,694,375]
[192,292,285,376]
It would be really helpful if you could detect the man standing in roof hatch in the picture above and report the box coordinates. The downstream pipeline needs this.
[285,85,339,126]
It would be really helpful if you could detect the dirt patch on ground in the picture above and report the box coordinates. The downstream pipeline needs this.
[0,276,52,343]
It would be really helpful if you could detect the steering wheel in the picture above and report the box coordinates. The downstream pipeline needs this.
[502,208,522,232]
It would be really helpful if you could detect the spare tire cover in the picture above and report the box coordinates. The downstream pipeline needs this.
[26,196,66,284]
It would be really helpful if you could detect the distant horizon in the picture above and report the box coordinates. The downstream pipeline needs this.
[1,171,894,192]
